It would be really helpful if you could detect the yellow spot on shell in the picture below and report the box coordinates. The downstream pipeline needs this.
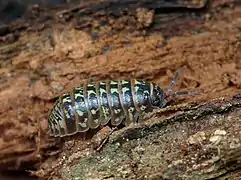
[134,80,142,85]
[129,107,134,112]
[122,87,130,93]
[110,88,118,94]
[88,90,96,94]
[74,93,82,99]
[141,106,146,111]
[62,96,71,103]
[77,110,84,116]
[114,109,121,114]
[110,81,118,85]
[79,122,87,127]
[91,109,97,115]
[122,80,129,84]
[115,117,120,122]
[99,88,106,94]
[94,119,99,124]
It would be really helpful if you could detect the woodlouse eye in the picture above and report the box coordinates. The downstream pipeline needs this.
[151,85,164,107]
[151,98,161,107]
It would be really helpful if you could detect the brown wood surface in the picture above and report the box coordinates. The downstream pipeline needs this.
[0,0,241,179]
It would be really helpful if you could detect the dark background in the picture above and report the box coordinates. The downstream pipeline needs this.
[0,0,72,23]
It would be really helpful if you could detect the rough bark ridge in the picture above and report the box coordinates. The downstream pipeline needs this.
[55,95,241,179]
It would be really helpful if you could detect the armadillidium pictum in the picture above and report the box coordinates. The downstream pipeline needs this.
[48,69,189,137]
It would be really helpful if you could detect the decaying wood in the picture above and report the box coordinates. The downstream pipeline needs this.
[0,0,241,179]
[34,95,241,179]
[0,0,208,41]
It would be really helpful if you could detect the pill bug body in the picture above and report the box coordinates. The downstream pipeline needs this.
[48,79,166,137]
[48,68,193,137]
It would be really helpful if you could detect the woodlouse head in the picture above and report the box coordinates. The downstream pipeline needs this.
[150,84,165,108]
[150,68,183,108]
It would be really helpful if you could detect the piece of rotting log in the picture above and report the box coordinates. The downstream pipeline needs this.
[35,93,241,180]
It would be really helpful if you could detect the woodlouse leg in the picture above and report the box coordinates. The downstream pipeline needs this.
[134,111,141,123]
[82,131,87,141]
[93,127,118,152]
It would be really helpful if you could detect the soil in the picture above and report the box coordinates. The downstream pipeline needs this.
[0,0,241,179]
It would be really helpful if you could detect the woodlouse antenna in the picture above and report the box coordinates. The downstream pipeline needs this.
[166,68,183,96]
[163,68,200,107]
[173,90,200,97]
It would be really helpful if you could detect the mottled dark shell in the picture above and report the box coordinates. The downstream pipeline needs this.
[48,79,164,137]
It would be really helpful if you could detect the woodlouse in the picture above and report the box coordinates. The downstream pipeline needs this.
[48,69,191,137]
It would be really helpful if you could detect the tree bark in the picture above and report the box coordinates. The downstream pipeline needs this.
[54,96,241,179]
[0,0,240,179]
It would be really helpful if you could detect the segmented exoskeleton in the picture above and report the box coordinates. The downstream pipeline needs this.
[48,69,190,137]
